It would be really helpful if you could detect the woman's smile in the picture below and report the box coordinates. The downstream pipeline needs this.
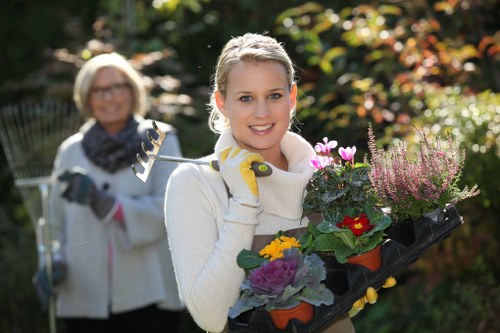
[250,123,274,134]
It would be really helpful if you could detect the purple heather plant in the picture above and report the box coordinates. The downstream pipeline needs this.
[367,124,480,220]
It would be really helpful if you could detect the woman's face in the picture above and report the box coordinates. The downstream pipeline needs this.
[88,67,133,134]
[215,60,297,165]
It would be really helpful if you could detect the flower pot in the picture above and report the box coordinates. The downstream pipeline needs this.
[346,244,382,271]
[269,301,314,329]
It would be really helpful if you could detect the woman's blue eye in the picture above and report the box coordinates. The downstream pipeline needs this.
[269,93,282,100]
[240,96,252,102]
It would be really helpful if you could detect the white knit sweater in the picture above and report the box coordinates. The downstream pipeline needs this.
[165,129,316,332]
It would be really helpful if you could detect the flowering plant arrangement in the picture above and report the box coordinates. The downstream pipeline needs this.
[228,233,334,318]
[367,125,480,220]
[302,138,392,263]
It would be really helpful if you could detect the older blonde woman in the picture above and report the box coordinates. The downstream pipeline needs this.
[41,52,184,333]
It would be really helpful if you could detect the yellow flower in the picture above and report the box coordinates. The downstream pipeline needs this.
[366,287,378,304]
[259,236,301,261]
[382,276,397,288]
[352,297,366,310]
[278,236,301,249]
[259,240,282,260]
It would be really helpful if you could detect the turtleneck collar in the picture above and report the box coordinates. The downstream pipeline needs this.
[214,129,316,219]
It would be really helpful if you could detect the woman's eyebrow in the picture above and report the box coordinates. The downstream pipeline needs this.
[234,87,286,95]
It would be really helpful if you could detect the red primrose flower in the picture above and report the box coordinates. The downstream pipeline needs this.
[337,214,374,236]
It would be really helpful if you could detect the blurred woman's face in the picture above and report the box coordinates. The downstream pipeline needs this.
[89,67,133,134]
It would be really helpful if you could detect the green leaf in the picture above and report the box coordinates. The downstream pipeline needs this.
[332,244,355,263]
[228,293,267,318]
[299,233,314,254]
[281,284,304,302]
[335,230,357,249]
[356,231,384,254]
[298,284,334,307]
[236,249,267,271]
[312,233,343,252]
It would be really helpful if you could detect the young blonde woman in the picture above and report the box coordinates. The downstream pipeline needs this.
[41,52,185,333]
[165,33,356,332]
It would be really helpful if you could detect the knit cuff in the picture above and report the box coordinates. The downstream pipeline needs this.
[224,198,262,225]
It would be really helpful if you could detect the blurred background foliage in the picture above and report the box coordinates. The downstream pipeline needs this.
[0,0,498,332]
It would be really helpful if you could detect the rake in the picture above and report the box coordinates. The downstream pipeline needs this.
[131,121,273,183]
[0,101,83,333]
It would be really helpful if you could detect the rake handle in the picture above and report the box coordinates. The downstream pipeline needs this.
[210,160,272,177]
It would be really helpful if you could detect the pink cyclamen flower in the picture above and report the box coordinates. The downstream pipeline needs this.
[339,146,356,164]
[315,137,338,155]
[310,155,333,170]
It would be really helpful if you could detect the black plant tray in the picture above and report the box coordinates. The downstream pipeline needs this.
[228,205,463,332]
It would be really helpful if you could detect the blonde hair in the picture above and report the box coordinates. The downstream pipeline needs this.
[73,52,147,119]
[208,33,296,133]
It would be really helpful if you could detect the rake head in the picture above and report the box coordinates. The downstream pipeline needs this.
[131,121,165,182]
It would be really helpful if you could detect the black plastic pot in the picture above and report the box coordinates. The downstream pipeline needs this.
[228,205,463,332]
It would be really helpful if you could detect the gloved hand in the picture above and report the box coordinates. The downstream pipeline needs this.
[348,276,397,317]
[33,260,67,311]
[58,167,116,219]
[218,147,265,207]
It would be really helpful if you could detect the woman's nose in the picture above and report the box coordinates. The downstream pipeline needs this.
[254,100,270,118]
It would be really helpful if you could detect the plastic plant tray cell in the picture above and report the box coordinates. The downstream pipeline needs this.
[228,205,463,333]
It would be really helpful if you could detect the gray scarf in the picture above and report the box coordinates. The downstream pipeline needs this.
[81,117,143,173]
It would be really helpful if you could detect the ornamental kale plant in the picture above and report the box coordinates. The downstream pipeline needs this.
[228,247,334,317]
[301,137,391,263]
[367,125,480,220]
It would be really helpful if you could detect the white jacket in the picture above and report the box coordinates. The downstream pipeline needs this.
[50,117,184,318]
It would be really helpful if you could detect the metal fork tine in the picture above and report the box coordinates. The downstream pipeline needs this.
[136,153,148,167]
[141,142,150,155]
[151,138,161,149]
[131,121,167,182]
[131,164,146,182]
[146,130,154,143]
[153,121,164,139]
[153,121,165,144]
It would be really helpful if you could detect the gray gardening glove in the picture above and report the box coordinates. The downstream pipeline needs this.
[58,167,115,219]
[33,259,67,311]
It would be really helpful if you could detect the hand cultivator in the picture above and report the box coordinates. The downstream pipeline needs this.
[132,121,272,182]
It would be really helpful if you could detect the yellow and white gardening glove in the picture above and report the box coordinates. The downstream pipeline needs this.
[219,147,264,208]
[348,276,397,317]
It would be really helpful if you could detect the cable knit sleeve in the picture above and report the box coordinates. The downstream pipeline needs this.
[165,163,258,333]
